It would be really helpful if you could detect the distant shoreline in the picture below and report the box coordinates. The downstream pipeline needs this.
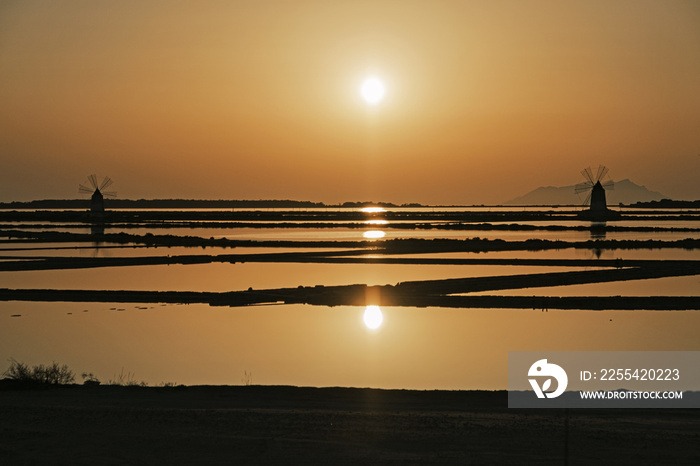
[1,198,698,210]
[1,199,410,209]
[0,381,507,408]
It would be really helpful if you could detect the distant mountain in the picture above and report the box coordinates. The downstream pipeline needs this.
[505,179,667,206]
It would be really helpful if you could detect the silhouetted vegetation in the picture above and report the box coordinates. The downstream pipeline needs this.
[2,359,75,385]
[81,372,101,386]
[107,368,147,386]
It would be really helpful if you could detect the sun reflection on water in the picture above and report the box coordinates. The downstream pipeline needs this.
[363,305,383,329]
[364,219,388,225]
[360,207,385,213]
[363,230,386,239]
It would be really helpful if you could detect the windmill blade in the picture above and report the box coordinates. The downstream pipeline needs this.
[583,191,592,206]
[602,180,614,191]
[88,174,99,190]
[78,184,94,194]
[103,191,117,198]
[574,182,593,194]
[99,176,114,191]
[580,167,595,184]
[596,165,609,182]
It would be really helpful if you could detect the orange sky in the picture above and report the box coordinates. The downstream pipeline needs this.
[1,1,699,204]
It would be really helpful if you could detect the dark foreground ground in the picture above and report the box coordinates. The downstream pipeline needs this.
[0,384,698,465]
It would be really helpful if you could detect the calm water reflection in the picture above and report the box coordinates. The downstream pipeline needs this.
[1,263,603,292]
[2,213,698,389]
[2,302,698,389]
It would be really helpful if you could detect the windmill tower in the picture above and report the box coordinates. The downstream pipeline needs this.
[575,166,620,221]
[79,175,116,214]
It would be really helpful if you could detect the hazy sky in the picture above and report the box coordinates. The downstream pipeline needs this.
[2,0,699,204]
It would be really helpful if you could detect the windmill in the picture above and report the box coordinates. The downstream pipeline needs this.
[574,166,620,220]
[79,175,116,213]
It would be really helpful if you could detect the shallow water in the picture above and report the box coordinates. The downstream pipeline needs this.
[395,249,700,261]
[2,302,698,389]
[1,210,698,389]
[0,262,602,292]
[0,245,348,258]
[466,275,700,297]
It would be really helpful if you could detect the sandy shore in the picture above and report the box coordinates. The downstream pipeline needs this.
[1,384,697,465]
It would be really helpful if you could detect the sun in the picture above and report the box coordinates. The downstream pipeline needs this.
[360,77,385,105]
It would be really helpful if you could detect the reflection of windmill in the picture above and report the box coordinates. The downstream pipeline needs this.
[575,166,620,221]
[79,175,116,213]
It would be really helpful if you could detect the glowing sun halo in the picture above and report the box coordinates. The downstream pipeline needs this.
[361,77,385,105]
